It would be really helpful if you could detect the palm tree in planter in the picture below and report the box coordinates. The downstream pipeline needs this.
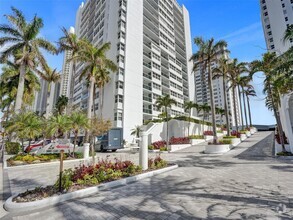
[212,56,231,135]
[190,37,229,144]
[184,101,197,136]
[69,40,117,143]
[238,76,252,129]
[0,7,57,112]
[69,111,89,157]
[243,86,256,128]
[155,95,176,145]
[55,95,69,115]
[47,114,71,139]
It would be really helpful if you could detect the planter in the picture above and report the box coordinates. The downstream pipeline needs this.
[4,164,178,213]
[204,135,214,141]
[205,144,231,154]
[83,143,90,159]
[223,131,228,135]
[240,134,247,141]
[169,144,191,152]
[216,133,224,137]
[230,138,241,146]
[245,131,251,137]
[274,141,291,155]
[190,139,205,145]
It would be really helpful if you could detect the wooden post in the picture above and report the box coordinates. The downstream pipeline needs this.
[59,150,64,192]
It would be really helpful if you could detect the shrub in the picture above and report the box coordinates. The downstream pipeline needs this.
[148,156,167,169]
[169,137,190,145]
[160,146,168,151]
[203,131,214,136]
[239,130,247,134]
[231,131,241,138]
[218,139,232,145]
[189,135,204,139]
[277,151,293,156]
[148,145,154,150]
[216,130,223,133]
[152,141,167,149]
[5,142,21,155]
[223,136,237,139]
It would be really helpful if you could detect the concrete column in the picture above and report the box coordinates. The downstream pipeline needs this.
[83,143,90,159]
[139,132,148,170]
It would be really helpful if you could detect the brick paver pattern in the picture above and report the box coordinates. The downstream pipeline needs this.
[2,131,293,219]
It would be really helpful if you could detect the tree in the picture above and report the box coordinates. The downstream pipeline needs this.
[69,40,117,143]
[238,76,252,129]
[250,52,287,152]
[212,56,231,135]
[0,7,57,112]
[155,95,176,144]
[47,114,71,138]
[215,107,225,127]
[5,111,42,151]
[227,59,246,132]
[184,101,197,136]
[200,103,211,130]
[131,125,142,138]
[190,37,228,144]
[58,27,82,109]
[283,24,293,44]
[68,111,89,157]
[37,64,60,117]
[55,95,69,115]
[243,86,256,127]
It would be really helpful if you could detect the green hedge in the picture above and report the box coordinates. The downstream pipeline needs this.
[223,136,237,139]
[189,135,204,139]
[5,142,21,155]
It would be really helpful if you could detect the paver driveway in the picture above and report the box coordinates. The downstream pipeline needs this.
[2,131,293,219]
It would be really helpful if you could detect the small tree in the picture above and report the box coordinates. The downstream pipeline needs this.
[47,114,71,138]
[131,125,142,139]
[68,111,89,157]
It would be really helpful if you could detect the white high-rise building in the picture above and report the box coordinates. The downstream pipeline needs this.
[260,0,293,151]
[68,0,194,142]
[194,52,242,128]
[260,0,293,54]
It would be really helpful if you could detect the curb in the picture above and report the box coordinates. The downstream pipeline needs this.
[4,164,178,213]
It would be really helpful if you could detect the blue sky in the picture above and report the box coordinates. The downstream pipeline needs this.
[0,0,275,125]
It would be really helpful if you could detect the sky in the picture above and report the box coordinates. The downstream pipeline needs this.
[0,0,275,125]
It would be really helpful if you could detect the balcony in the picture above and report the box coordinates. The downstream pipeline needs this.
[143,96,152,102]
[143,108,152,114]
[143,84,152,91]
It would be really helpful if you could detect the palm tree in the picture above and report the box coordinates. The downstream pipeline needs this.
[243,86,256,127]
[184,101,196,136]
[283,24,293,44]
[238,76,252,129]
[37,65,61,117]
[0,7,57,112]
[47,114,71,138]
[55,95,69,115]
[215,107,225,127]
[68,111,89,157]
[155,95,176,144]
[69,41,117,143]
[58,27,82,108]
[212,56,231,135]
[250,52,287,152]
[131,125,142,138]
[190,37,229,144]
[200,103,211,130]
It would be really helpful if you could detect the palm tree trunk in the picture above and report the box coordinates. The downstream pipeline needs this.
[237,85,244,130]
[85,79,95,143]
[45,82,51,118]
[14,64,26,112]
[93,85,96,116]
[242,87,248,129]
[73,131,78,157]
[99,86,104,118]
[68,61,76,112]
[247,96,252,127]
[223,76,230,136]
[232,87,239,132]
[188,111,191,136]
[207,63,217,144]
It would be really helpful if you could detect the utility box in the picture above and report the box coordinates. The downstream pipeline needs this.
[94,128,123,152]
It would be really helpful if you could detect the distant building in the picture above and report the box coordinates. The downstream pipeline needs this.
[260,0,293,151]
[65,0,195,142]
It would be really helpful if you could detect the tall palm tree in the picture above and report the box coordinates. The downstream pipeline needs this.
[190,37,229,144]
[215,107,225,127]
[69,111,89,157]
[155,95,176,144]
[69,41,117,143]
[37,65,61,117]
[58,27,82,108]
[184,101,196,136]
[238,76,252,129]
[200,103,211,130]
[212,56,231,135]
[250,52,287,152]
[55,95,69,115]
[0,7,57,112]
[243,86,256,127]
[227,59,246,132]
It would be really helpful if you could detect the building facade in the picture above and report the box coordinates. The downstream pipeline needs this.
[194,53,242,128]
[260,0,293,152]
[68,0,194,142]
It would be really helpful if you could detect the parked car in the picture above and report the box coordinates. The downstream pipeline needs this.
[94,128,123,152]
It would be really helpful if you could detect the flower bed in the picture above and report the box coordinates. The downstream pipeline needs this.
[13,157,168,203]
[169,137,190,145]
[151,141,168,151]
[7,153,86,167]
[203,131,213,136]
